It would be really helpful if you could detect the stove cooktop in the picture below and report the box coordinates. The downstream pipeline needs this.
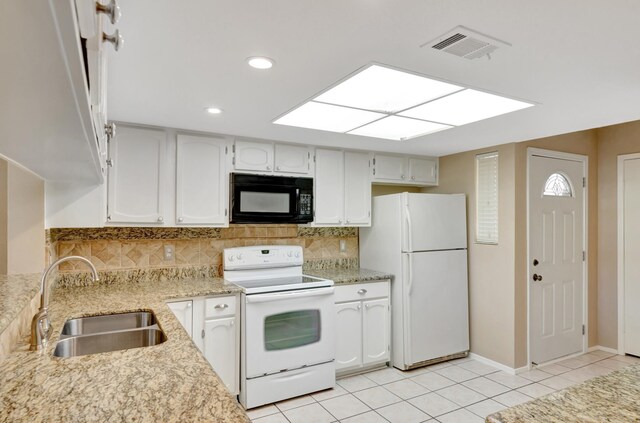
[231,274,333,294]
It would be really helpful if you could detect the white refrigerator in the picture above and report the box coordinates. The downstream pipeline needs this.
[360,192,469,370]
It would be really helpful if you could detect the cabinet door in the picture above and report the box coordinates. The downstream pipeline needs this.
[234,141,273,172]
[176,135,228,225]
[335,302,362,371]
[167,300,193,338]
[363,298,390,365]
[344,152,371,226]
[204,316,238,394]
[274,144,310,174]
[409,157,438,185]
[373,155,407,182]
[107,126,166,223]
[314,149,345,225]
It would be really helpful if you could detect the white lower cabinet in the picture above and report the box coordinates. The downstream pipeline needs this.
[167,295,239,395]
[334,281,390,375]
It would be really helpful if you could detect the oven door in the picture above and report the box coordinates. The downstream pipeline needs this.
[244,287,335,378]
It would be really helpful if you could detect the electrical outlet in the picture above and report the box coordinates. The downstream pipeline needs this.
[339,239,346,253]
[164,245,174,261]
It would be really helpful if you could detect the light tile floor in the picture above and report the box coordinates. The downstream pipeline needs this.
[247,351,640,423]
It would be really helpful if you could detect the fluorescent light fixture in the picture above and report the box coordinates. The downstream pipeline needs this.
[348,116,452,141]
[274,101,385,133]
[247,56,274,69]
[273,63,535,141]
[400,89,534,125]
[315,65,462,113]
[205,107,223,114]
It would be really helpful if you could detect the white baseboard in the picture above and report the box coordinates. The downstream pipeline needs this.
[587,345,618,354]
[468,353,528,375]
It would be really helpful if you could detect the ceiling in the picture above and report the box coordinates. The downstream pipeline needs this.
[107,0,640,157]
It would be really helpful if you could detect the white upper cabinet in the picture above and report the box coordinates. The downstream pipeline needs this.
[373,154,439,186]
[176,135,228,226]
[274,144,310,174]
[314,149,371,226]
[234,141,274,172]
[234,140,312,175]
[107,126,166,224]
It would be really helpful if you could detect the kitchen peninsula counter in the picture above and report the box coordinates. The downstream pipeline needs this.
[0,277,249,423]
[486,364,640,423]
[305,267,392,285]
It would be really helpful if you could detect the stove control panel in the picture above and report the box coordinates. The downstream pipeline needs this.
[223,245,303,269]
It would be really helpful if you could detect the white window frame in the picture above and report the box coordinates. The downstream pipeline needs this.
[476,151,499,244]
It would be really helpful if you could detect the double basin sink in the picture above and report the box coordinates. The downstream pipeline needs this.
[54,311,167,358]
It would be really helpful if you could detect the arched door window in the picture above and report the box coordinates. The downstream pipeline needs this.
[543,172,573,197]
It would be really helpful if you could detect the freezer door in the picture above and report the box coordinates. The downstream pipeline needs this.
[402,193,467,252]
[403,250,469,366]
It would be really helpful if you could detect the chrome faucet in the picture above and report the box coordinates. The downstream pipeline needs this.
[30,256,99,351]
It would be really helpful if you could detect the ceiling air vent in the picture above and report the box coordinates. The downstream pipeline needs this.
[422,26,511,60]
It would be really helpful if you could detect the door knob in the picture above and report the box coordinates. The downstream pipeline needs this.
[533,259,539,266]
[533,274,543,282]
[103,29,123,51]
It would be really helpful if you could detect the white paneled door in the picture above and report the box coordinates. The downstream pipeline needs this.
[620,155,640,357]
[529,152,585,364]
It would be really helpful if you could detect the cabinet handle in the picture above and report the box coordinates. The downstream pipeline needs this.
[96,0,121,24]
[214,304,229,310]
[201,329,205,339]
[178,217,184,222]
[157,216,164,222]
[103,29,123,51]
[357,289,367,295]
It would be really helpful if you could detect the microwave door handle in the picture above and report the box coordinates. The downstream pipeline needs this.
[295,188,300,215]
[246,287,334,303]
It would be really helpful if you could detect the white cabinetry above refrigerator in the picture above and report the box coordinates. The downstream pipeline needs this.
[372,154,438,186]
[233,140,312,175]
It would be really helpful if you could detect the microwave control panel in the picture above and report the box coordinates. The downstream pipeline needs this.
[299,193,312,216]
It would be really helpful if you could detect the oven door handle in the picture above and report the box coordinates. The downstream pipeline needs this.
[246,287,334,303]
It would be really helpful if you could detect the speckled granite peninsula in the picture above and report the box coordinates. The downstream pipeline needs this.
[306,267,393,285]
[486,364,640,423]
[0,277,249,423]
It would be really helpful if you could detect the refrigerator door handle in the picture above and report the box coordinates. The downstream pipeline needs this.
[404,204,413,252]
[403,255,413,364]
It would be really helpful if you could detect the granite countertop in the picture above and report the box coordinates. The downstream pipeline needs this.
[0,273,41,335]
[486,364,640,423]
[306,268,393,285]
[0,277,249,423]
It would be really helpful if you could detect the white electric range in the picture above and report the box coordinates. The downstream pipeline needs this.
[223,245,336,409]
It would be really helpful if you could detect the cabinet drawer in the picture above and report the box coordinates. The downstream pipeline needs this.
[334,281,390,303]
[205,295,237,318]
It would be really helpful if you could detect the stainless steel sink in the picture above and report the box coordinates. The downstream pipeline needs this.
[61,311,157,336]
[54,328,167,358]
[54,311,167,358]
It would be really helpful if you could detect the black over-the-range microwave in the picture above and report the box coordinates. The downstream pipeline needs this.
[230,173,314,224]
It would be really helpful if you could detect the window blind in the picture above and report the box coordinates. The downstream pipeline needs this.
[476,152,499,244]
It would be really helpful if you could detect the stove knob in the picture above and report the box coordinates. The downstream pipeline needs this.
[295,251,301,258]
[237,253,243,260]
[287,251,293,257]
[228,255,235,262]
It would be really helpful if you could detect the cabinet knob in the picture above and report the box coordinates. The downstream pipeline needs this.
[178,217,184,222]
[401,174,405,179]
[157,216,164,222]
[276,166,281,171]
[230,320,234,326]
[266,165,272,170]
[214,303,229,310]
[186,302,192,308]
[357,305,361,310]
[365,304,370,309]
[411,176,415,181]
[346,219,350,224]
[96,0,121,24]
[357,289,367,295]
[338,220,342,224]
[103,29,123,51]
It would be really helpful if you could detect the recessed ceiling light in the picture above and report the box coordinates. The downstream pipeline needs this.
[247,56,275,70]
[348,116,452,141]
[315,65,462,113]
[400,89,533,125]
[205,107,223,114]
[274,101,384,133]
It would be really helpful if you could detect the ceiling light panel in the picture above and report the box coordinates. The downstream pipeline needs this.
[348,116,452,141]
[315,65,462,113]
[400,89,533,126]
[274,101,385,133]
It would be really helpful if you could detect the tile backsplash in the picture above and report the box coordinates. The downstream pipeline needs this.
[47,225,358,285]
